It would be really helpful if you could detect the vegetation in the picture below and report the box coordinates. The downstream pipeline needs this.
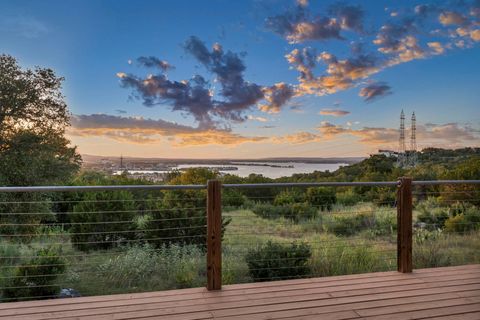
[1,55,479,302]
[245,241,311,281]
[2,248,66,301]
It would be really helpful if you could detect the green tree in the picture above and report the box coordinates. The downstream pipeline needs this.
[0,54,81,239]
[0,54,81,185]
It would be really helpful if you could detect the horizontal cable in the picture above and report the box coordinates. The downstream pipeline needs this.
[0,215,206,227]
[0,206,206,216]
[0,225,207,237]
[0,234,206,250]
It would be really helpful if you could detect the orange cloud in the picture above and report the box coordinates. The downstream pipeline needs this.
[318,109,350,117]
[68,114,267,146]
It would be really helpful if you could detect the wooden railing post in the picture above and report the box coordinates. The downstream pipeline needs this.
[207,180,222,290]
[397,177,413,273]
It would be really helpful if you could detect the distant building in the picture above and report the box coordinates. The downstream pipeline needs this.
[378,149,399,158]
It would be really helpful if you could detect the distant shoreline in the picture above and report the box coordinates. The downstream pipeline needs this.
[82,154,364,165]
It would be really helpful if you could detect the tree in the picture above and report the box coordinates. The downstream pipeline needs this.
[0,55,81,239]
[0,54,81,186]
[0,54,69,138]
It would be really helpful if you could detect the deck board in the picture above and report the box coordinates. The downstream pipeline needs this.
[0,265,478,320]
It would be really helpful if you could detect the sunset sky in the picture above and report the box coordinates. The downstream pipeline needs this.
[1,0,479,158]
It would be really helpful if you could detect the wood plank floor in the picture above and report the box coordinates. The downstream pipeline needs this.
[0,264,479,320]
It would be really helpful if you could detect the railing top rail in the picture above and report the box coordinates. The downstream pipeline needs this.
[0,180,478,193]
[0,185,207,193]
[411,180,480,186]
[222,181,399,188]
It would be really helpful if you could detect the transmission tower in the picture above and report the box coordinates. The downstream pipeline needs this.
[409,112,417,166]
[397,110,406,167]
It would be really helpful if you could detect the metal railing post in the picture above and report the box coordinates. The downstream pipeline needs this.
[207,179,222,290]
[397,177,413,273]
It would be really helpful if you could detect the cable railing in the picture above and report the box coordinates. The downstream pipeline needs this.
[0,178,478,302]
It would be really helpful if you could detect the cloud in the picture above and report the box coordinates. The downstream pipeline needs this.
[471,29,480,41]
[264,1,479,105]
[359,82,392,102]
[183,36,265,122]
[247,115,268,122]
[317,121,350,138]
[115,109,127,114]
[259,82,295,114]
[297,0,308,8]
[318,109,350,117]
[315,121,479,146]
[68,114,267,146]
[119,36,294,129]
[285,47,317,82]
[273,131,321,144]
[136,56,174,71]
[174,131,268,146]
[266,2,364,43]
[439,11,468,25]
[117,72,216,128]
[420,123,478,143]
[290,50,382,96]
[427,41,445,54]
[329,3,364,32]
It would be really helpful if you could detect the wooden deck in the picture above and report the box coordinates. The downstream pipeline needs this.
[0,264,479,320]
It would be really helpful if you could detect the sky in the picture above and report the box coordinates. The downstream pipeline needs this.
[1,0,479,159]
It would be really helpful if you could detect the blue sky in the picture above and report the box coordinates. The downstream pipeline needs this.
[1,0,479,158]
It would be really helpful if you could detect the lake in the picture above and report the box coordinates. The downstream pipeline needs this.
[116,162,347,179]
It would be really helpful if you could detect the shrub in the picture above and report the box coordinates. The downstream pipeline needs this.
[0,193,54,243]
[305,187,336,210]
[70,191,137,251]
[222,189,247,209]
[252,203,317,222]
[324,212,375,236]
[370,209,396,237]
[336,190,362,206]
[245,241,311,281]
[416,207,449,230]
[444,207,480,233]
[145,190,230,248]
[2,248,66,301]
[273,189,305,206]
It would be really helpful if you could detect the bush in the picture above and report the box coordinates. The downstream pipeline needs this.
[70,191,137,251]
[444,207,480,233]
[324,212,375,236]
[416,206,449,230]
[370,209,396,237]
[252,203,317,222]
[245,241,311,281]
[0,193,54,243]
[222,189,247,209]
[273,189,305,206]
[305,187,336,210]
[336,190,362,206]
[145,190,230,248]
[2,248,66,301]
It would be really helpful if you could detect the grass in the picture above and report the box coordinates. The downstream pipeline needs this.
[1,201,479,301]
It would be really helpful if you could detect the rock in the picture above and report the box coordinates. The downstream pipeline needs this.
[59,288,81,298]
